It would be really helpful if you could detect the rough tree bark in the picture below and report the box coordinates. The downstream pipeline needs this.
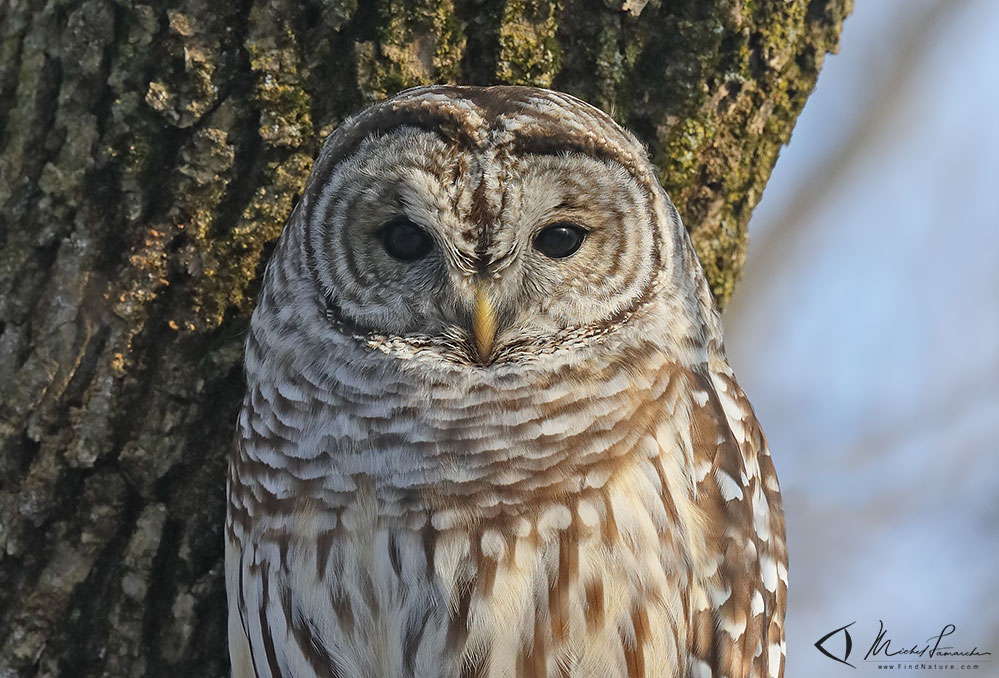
[0,1,850,676]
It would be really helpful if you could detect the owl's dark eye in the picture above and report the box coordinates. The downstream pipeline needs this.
[533,223,587,259]
[379,217,433,261]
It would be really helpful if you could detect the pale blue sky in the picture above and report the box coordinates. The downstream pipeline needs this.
[724,1,999,675]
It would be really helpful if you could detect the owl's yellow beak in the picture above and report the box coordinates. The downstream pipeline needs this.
[472,286,497,363]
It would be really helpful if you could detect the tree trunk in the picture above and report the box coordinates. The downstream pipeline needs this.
[0,1,849,675]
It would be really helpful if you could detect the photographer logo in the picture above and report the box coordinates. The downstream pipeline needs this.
[814,621,991,672]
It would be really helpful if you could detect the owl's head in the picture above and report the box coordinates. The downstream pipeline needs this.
[265,86,714,370]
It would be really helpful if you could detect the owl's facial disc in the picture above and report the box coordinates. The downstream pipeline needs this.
[308,128,662,366]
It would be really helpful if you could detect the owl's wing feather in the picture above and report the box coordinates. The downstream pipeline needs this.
[685,367,787,678]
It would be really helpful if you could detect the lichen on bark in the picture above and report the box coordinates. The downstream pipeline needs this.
[0,0,850,675]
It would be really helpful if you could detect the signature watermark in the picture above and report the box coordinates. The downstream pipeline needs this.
[815,621,991,671]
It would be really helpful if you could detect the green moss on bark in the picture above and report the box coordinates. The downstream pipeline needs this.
[496,0,562,86]
[356,0,467,99]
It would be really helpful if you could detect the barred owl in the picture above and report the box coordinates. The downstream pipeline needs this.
[226,85,787,678]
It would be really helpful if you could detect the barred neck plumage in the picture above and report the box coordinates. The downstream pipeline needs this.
[231,309,698,522]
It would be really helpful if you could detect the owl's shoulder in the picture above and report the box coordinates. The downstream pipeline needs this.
[675,364,787,678]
